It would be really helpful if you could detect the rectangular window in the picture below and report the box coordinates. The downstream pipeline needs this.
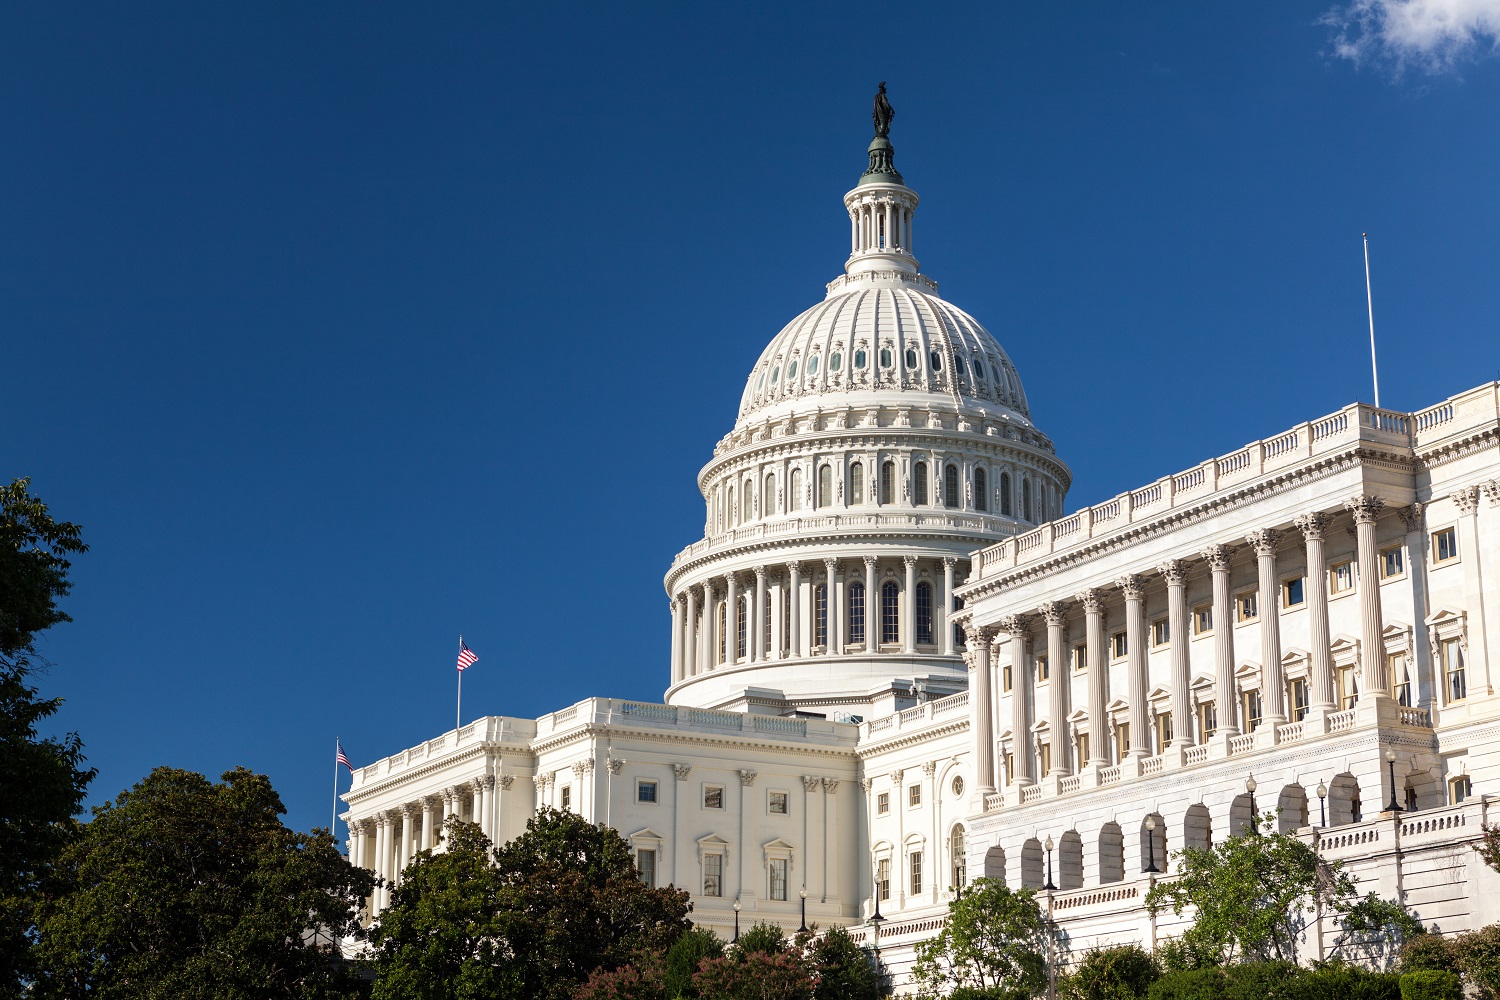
[1443,638,1467,702]
[1336,665,1359,711]
[1288,678,1309,721]
[1330,561,1355,594]
[914,464,929,506]
[1004,752,1015,783]
[1037,742,1051,775]
[880,462,895,505]
[1193,605,1213,635]
[910,851,924,895]
[1076,732,1090,764]
[561,785,572,811]
[1282,577,1305,608]
[1003,665,1012,691]
[1242,690,1262,732]
[1073,644,1088,671]
[1452,776,1472,805]
[876,858,891,900]
[737,597,747,659]
[637,849,656,887]
[1111,631,1128,660]
[703,854,723,897]
[769,858,788,900]
[1198,701,1217,739]
[908,783,921,807]
[1236,591,1258,623]
[704,785,724,809]
[637,780,658,804]
[1380,545,1405,579]
[848,584,865,646]
[1155,712,1172,754]
[1390,653,1411,707]
[768,790,788,815]
[1152,618,1170,648]
[1114,723,1131,762]
[916,584,933,645]
[877,791,890,815]
[814,584,828,648]
[881,584,899,645]
[1434,527,1459,563]
[1036,656,1049,681]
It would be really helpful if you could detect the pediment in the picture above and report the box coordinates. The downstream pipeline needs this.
[629,827,665,843]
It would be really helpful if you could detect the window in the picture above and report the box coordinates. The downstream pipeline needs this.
[849,462,865,505]
[769,790,788,815]
[951,826,967,888]
[817,465,832,508]
[1022,478,1033,521]
[1433,527,1459,563]
[1406,785,1418,812]
[905,348,918,369]
[703,853,723,897]
[1155,712,1172,754]
[814,584,828,648]
[637,849,657,887]
[1451,776,1473,805]
[1236,591,1258,623]
[1198,701,1217,739]
[741,484,752,523]
[1114,723,1130,761]
[1391,653,1411,707]
[808,354,819,375]
[974,468,988,511]
[737,595,747,660]
[880,461,895,504]
[561,785,572,811]
[788,360,798,380]
[1111,631,1128,660]
[1038,742,1051,775]
[1002,665,1012,691]
[854,348,867,369]
[1152,618,1170,648]
[916,582,934,645]
[718,602,726,661]
[910,851,924,895]
[1076,733,1090,764]
[876,858,891,900]
[999,472,1012,516]
[1351,786,1363,823]
[1193,605,1213,635]
[704,785,724,809]
[929,350,942,371]
[727,486,735,526]
[848,582,866,645]
[1288,678,1309,721]
[637,780,658,804]
[952,775,965,797]
[1336,665,1359,710]
[1442,638,1467,702]
[1283,577,1305,608]
[944,464,960,509]
[764,473,776,516]
[1004,752,1015,783]
[1242,690,1263,732]
[914,461,929,505]
[771,366,780,385]
[1381,545,1405,579]
[1036,656,1049,682]
[1073,644,1088,671]
[830,351,842,372]
[764,588,772,653]
[790,468,803,511]
[1330,561,1355,594]
[879,580,899,644]
[908,783,922,807]
[877,791,890,815]
[955,355,968,377]
[769,858,788,900]
[879,347,893,369]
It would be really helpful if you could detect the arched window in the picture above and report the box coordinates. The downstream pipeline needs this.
[951,825,967,889]
[974,468,988,512]
[944,464,960,509]
[1000,472,1012,516]
[741,483,752,523]
[880,461,895,505]
[1022,478,1033,521]
[763,589,772,654]
[736,595,747,661]
[1097,822,1125,883]
[764,473,776,516]
[817,466,832,508]
[848,582,866,645]
[913,461,929,505]
[916,582,933,645]
[727,486,736,526]
[814,583,828,648]
[953,595,965,650]
[790,468,803,511]
[718,602,727,663]
[881,580,900,644]
[849,462,865,505]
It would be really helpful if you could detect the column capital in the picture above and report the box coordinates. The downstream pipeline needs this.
[1397,503,1425,533]
[1201,543,1234,572]
[1484,480,1500,507]
[1116,574,1145,601]
[902,554,918,569]
[822,776,840,792]
[943,555,959,570]
[755,565,768,581]
[606,757,626,775]
[889,768,905,784]
[498,775,515,790]
[862,554,878,570]
[1040,601,1068,627]
[786,559,802,574]
[1452,486,1481,516]
[1345,495,1386,524]
[922,761,938,778]
[1075,588,1105,614]
[859,777,874,793]
[802,775,822,792]
[470,777,485,795]
[674,763,693,781]
[1245,528,1283,557]
[1000,614,1031,639]
[738,768,758,787]
[1156,559,1187,586]
[532,773,550,791]
[1295,512,1331,541]
[572,758,595,776]
[482,774,496,791]
[823,557,838,573]
[962,622,994,650]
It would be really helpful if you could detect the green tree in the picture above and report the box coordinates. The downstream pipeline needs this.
[1061,944,1160,1000]
[1334,893,1426,971]
[692,950,816,1000]
[661,927,725,999]
[807,925,884,1000]
[909,879,1049,999]
[0,477,93,997]
[31,766,371,999]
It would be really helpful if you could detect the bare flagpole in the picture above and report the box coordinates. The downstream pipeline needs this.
[1364,233,1381,408]
[456,635,463,732]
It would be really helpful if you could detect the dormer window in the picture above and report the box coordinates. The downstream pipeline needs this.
[808,354,820,375]
[879,348,893,368]
[854,348,868,369]
[955,356,968,377]
[771,367,780,384]
[930,350,943,371]
[829,352,843,371]
[905,348,918,368]
[788,360,798,380]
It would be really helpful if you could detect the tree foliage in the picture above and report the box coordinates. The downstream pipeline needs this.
[1060,944,1160,1000]
[30,766,371,999]
[0,477,87,660]
[807,925,884,1000]
[910,879,1049,999]
[693,949,816,1000]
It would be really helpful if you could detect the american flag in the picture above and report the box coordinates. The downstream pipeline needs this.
[336,741,353,772]
[456,639,479,672]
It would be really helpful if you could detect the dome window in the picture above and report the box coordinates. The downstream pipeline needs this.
[955,356,968,377]
[808,355,820,375]
[929,351,942,372]
[771,367,780,384]
[991,362,1003,383]
[973,359,985,382]
[854,349,868,369]
[788,360,798,380]
[879,348,893,369]
[757,371,766,390]
[905,348,918,369]
[830,352,843,372]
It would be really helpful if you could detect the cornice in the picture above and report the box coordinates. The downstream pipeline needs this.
[666,531,998,591]
[343,740,533,804]
[528,722,861,762]
[856,718,969,755]
[1417,426,1499,472]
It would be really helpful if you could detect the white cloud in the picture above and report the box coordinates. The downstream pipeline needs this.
[1323,0,1500,75]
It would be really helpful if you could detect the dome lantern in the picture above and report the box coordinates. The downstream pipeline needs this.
[844,83,920,280]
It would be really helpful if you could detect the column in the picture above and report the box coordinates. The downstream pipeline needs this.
[1297,513,1337,713]
[1346,496,1389,698]
[863,556,878,649]
[821,777,839,902]
[421,796,435,851]
[966,624,996,792]
[1003,615,1033,785]
[495,775,513,845]
[1203,545,1239,735]
[1452,488,1493,696]
[903,556,917,653]
[725,573,739,665]
[399,805,417,877]
[1043,602,1070,775]
[754,567,767,663]
[347,819,364,870]
[1398,504,1434,707]
[942,557,957,655]
[1119,575,1148,757]
[684,587,699,679]
[1079,589,1109,765]
[372,813,389,912]
[1249,529,1287,726]
[699,582,713,673]
[480,775,496,841]
[788,561,803,658]
[828,559,844,654]
[1159,560,1193,745]
[670,597,683,685]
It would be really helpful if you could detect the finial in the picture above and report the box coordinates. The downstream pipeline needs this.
[860,82,903,185]
[873,82,894,138]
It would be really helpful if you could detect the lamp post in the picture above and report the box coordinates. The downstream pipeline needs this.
[1317,779,1328,827]
[1143,815,1160,874]
[732,899,740,942]
[799,886,807,934]
[1043,835,1056,890]
[1384,749,1404,813]
[1246,775,1259,835]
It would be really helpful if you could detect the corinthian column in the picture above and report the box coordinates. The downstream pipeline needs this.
[1002,616,1033,785]
[1202,545,1239,735]
[941,557,957,655]
[1042,602,1071,775]
[1078,589,1109,765]
[965,624,996,792]
[903,556,917,653]
[1158,560,1193,746]
[1119,575,1148,757]
[825,558,842,654]
[725,572,740,664]
[787,561,803,658]
[1248,529,1287,727]
[1347,496,1389,698]
[863,556,878,649]
[753,567,767,663]
[670,597,682,684]
[1296,513,1336,713]
[683,587,699,679]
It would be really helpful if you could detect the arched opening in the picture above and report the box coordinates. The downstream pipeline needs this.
[741,483,752,523]
[717,602,727,663]
[1329,772,1362,826]
[880,461,895,505]
[1058,831,1084,890]
[817,466,832,508]
[974,468,988,512]
[1097,822,1124,884]
[950,825,967,889]
[813,584,828,649]
[1000,472,1012,516]
[849,462,865,505]
[983,844,1005,883]
[916,582,934,645]
[1022,478,1033,521]
[728,486,736,526]
[736,595,748,661]
[790,468,802,512]
[763,473,776,516]
[1020,838,1044,889]
[1229,793,1256,836]
[1183,804,1212,853]
[848,582,866,646]
[1139,813,1166,873]
[913,461,929,505]
[1278,784,1309,833]
[944,464,960,509]
[881,580,900,645]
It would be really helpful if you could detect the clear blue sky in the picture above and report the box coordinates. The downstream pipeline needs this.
[5,3,1498,836]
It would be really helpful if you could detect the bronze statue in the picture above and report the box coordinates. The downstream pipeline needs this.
[873,82,894,138]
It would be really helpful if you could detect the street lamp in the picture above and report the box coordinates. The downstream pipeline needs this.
[1385,749,1404,813]
[732,899,741,942]
[799,886,808,933]
[1246,775,1259,835]
[1043,835,1056,890]
[1317,779,1328,827]
[1143,815,1160,874]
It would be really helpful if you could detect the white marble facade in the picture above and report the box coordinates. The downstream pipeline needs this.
[342,113,1500,987]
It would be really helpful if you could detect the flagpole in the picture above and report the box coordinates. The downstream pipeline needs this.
[456,635,463,732]
[1364,233,1381,409]
[332,737,340,839]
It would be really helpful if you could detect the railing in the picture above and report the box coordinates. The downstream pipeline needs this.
[1401,808,1467,838]
[1054,513,1084,539]
[1141,756,1164,776]
[983,791,1005,812]
[1060,775,1082,794]
[932,691,969,715]
[1319,827,1380,851]
[1131,483,1162,508]
[622,702,677,723]
[867,715,897,734]
[1277,721,1307,744]
[1398,707,1432,728]
[1172,467,1205,493]
[1329,710,1357,733]
[1184,746,1209,766]
[753,716,807,736]
[1217,449,1252,476]
[1020,784,1043,804]
[1368,409,1409,433]
[1264,430,1300,458]
[553,706,579,725]
[687,708,742,729]
[1414,402,1454,432]
[1099,766,1122,786]
[1053,884,1140,911]
[1229,733,1256,755]
[1311,412,1348,440]
[899,705,927,724]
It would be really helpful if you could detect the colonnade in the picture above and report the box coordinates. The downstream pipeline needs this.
[849,192,913,255]
[966,496,1398,794]
[670,556,962,683]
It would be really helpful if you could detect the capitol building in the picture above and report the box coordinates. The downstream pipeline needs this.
[342,95,1500,983]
